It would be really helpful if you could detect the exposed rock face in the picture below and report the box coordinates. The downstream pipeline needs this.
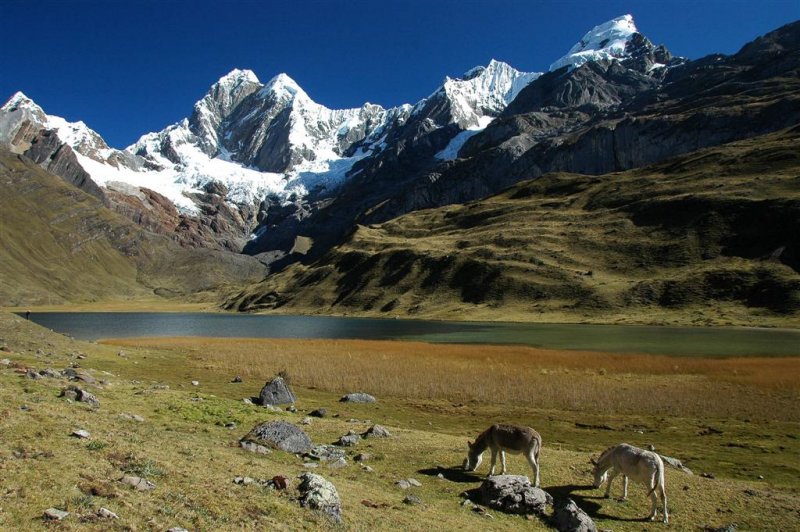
[241,421,312,454]
[477,475,552,515]
[552,498,597,532]
[258,376,296,406]
[297,472,342,523]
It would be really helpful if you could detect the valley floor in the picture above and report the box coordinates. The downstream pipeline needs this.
[0,312,798,530]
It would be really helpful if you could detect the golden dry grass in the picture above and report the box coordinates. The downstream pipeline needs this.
[107,337,800,421]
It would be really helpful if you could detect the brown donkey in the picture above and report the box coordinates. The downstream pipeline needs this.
[464,424,542,487]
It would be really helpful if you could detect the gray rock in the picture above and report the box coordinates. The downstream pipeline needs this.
[286,405,297,413]
[240,441,272,454]
[25,368,41,379]
[119,412,145,422]
[363,424,391,438]
[97,507,118,519]
[191,380,199,386]
[396,479,411,489]
[354,453,370,462]
[339,392,376,404]
[241,420,312,454]
[306,444,346,462]
[553,498,597,532]
[168,528,189,532]
[297,472,342,523]
[337,430,360,447]
[242,397,254,405]
[39,368,62,378]
[329,457,348,469]
[71,429,91,439]
[361,464,374,473]
[259,376,296,406]
[403,495,423,505]
[231,375,242,383]
[0,358,11,365]
[407,478,422,487]
[120,475,156,491]
[62,368,96,384]
[43,508,69,520]
[478,475,552,515]
[309,408,327,418]
[59,385,99,407]
[301,417,313,425]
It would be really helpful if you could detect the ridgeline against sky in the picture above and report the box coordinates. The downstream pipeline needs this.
[2,0,798,148]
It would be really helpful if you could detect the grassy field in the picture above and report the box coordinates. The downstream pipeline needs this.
[1,311,798,530]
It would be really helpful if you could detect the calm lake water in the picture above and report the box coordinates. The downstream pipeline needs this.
[24,312,800,357]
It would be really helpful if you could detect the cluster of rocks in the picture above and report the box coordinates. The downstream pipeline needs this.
[59,385,100,408]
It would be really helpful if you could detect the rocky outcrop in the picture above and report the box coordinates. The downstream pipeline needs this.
[297,473,342,523]
[477,475,552,515]
[553,498,597,532]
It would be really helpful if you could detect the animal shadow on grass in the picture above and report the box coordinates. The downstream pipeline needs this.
[417,466,482,483]
[547,484,647,523]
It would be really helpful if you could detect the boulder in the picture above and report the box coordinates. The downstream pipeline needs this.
[297,473,342,523]
[241,420,312,454]
[553,498,597,532]
[259,376,296,406]
[339,392,376,404]
[336,430,360,447]
[43,508,69,520]
[60,385,100,408]
[363,424,391,438]
[478,475,552,515]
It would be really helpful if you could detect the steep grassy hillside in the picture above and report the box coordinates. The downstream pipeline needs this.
[0,149,266,306]
[227,128,800,326]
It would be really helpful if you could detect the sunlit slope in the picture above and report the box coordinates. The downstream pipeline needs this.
[227,128,800,325]
[0,149,265,305]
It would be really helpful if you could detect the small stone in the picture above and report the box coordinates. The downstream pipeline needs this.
[240,441,272,455]
[303,462,320,469]
[0,358,11,365]
[241,420,312,454]
[407,478,421,487]
[119,413,144,422]
[191,380,199,386]
[39,368,62,378]
[363,424,391,438]
[337,431,360,447]
[309,408,327,418]
[77,355,86,360]
[59,386,99,408]
[437,473,445,479]
[242,397,254,405]
[168,528,188,532]
[25,368,41,379]
[396,479,411,489]
[361,464,374,473]
[271,475,289,490]
[329,457,348,469]
[757,475,764,480]
[339,392,376,403]
[403,495,422,505]
[287,405,297,413]
[98,507,118,519]
[117,351,126,357]
[306,445,346,462]
[354,453,370,462]
[224,422,237,429]
[120,475,156,491]
[71,429,91,439]
[702,472,716,479]
[44,508,69,520]
[231,375,242,383]
[264,404,282,412]
[301,417,313,425]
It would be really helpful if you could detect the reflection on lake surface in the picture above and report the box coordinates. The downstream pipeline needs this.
[24,312,800,357]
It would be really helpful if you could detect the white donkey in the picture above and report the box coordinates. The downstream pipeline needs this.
[591,443,668,523]
[463,424,542,487]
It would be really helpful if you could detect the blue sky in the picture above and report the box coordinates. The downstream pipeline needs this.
[2,0,797,148]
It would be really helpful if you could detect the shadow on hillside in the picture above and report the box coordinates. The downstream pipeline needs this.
[547,483,649,522]
[417,466,482,483]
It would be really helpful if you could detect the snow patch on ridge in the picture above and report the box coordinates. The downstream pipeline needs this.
[435,116,493,161]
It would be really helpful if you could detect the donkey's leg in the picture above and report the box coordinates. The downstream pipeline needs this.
[489,448,498,476]
[661,485,669,524]
[500,450,507,475]
[648,474,658,520]
[604,470,619,498]
[526,451,540,487]
[621,475,629,500]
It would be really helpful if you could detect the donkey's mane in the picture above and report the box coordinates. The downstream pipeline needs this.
[472,426,493,453]
[597,444,619,463]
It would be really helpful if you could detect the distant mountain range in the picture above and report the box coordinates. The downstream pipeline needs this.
[1,14,799,322]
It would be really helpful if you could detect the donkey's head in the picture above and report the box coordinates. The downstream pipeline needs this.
[589,456,607,488]
[463,440,483,471]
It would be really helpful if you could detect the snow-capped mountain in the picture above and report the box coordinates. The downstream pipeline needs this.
[1,14,683,260]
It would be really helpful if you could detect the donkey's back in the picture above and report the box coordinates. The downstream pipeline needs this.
[488,424,541,454]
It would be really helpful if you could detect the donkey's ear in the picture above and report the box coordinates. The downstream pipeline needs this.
[467,440,473,447]
[589,457,598,466]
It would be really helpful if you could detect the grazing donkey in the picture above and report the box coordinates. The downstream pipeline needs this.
[463,424,542,487]
[591,443,668,523]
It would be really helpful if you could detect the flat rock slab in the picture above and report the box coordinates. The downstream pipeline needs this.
[298,472,342,523]
[120,475,156,491]
[306,445,346,462]
[339,392,376,404]
[553,498,597,532]
[259,376,296,406]
[240,441,272,454]
[478,475,552,515]
[242,420,312,454]
[71,429,91,439]
[43,508,69,520]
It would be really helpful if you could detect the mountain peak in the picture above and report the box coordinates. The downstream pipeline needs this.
[549,14,640,71]
[216,68,260,87]
[260,73,307,101]
[2,91,43,113]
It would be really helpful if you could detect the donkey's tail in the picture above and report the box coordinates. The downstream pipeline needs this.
[646,456,667,497]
